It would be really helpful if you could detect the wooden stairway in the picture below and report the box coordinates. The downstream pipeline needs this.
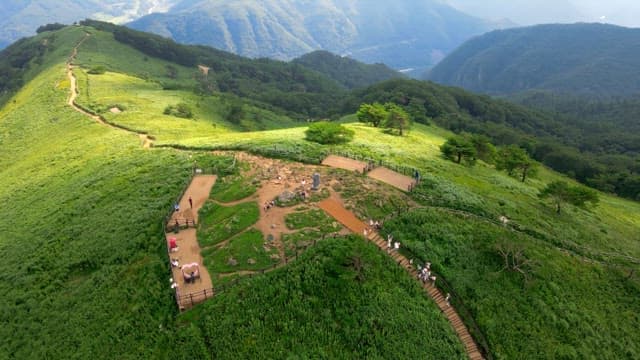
[318,199,485,360]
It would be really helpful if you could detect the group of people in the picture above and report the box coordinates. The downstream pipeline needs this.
[386,234,401,251]
[263,200,276,211]
[417,261,436,284]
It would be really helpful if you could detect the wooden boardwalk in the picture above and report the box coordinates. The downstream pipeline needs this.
[318,198,484,360]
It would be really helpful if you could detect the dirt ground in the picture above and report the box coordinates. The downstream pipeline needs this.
[165,175,217,308]
[322,155,367,173]
[367,167,416,192]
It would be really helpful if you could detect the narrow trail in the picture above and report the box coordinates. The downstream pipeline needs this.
[318,198,485,360]
[66,33,154,149]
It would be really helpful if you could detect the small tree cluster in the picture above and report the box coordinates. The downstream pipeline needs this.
[356,102,412,136]
[440,135,476,165]
[440,133,497,166]
[305,121,354,145]
[539,180,599,214]
[164,103,194,119]
[496,145,537,182]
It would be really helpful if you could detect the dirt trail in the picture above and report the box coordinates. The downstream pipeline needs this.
[367,166,416,191]
[166,175,217,309]
[317,197,485,360]
[66,33,153,149]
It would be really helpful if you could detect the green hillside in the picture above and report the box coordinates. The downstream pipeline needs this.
[428,23,640,97]
[292,50,403,89]
[1,23,639,359]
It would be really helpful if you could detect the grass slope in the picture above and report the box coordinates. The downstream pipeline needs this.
[183,237,467,359]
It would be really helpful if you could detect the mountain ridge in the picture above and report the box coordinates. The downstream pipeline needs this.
[427,23,640,97]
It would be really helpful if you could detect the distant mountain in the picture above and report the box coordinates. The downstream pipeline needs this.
[128,0,496,74]
[292,51,402,89]
[428,23,640,97]
[0,0,179,49]
[444,0,640,28]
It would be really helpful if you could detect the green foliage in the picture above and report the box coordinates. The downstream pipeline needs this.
[292,50,402,89]
[163,102,194,119]
[285,209,342,232]
[87,65,106,75]
[202,229,278,273]
[209,174,257,203]
[382,102,412,136]
[383,208,640,359]
[305,121,354,144]
[80,20,346,119]
[469,134,496,164]
[185,238,467,359]
[429,23,640,97]
[197,202,260,247]
[496,145,537,182]
[440,135,476,165]
[36,23,67,34]
[356,102,387,127]
[539,181,600,214]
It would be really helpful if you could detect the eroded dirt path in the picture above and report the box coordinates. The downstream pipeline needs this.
[66,33,154,149]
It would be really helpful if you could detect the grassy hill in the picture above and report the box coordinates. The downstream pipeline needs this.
[1,23,639,359]
[428,23,640,97]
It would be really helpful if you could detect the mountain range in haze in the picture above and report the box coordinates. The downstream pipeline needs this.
[127,0,496,75]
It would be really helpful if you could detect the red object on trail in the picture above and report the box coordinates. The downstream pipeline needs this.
[169,237,177,249]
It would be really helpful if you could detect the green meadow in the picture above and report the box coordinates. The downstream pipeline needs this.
[0,24,638,359]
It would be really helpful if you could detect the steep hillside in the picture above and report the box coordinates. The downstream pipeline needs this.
[0,0,179,49]
[128,0,494,73]
[428,23,640,97]
[292,50,402,89]
[1,23,639,359]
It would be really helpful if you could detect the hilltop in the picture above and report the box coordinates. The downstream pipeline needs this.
[428,23,640,97]
[0,23,638,359]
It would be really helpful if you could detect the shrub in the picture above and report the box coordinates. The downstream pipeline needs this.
[164,103,194,119]
[87,65,106,75]
[305,121,354,145]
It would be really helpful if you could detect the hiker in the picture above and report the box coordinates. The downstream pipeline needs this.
[174,202,180,212]
[374,220,380,230]
[430,275,437,284]
[387,237,392,249]
[363,228,368,237]
[394,241,400,250]
[171,259,179,267]
[445,293,451,306]
[188,196,193,208]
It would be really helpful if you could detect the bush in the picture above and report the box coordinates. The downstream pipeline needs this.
[87,65,106,75]
[305,121,354,145]
[164,103,194,119]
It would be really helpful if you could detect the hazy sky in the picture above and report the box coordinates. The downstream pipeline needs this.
[444,0,640,28]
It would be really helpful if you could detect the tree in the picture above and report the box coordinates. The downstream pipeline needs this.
[469,134,496,163]
[305,121,354,145]
[356,103,387,127]
[496,145,537,182]
[539,181,599,214]
[382,103,412,136]
[440,136,477,165]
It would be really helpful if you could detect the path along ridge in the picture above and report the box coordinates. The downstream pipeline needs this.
[66,33,153,148]
[318,198,485,360]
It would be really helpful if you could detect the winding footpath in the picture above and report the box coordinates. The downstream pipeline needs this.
[66,34,153,148]
[318,198,485,360]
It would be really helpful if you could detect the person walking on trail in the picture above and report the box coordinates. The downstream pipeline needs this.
[445,293,451,306]
[174,202,180,212]
[188,196,193,209]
